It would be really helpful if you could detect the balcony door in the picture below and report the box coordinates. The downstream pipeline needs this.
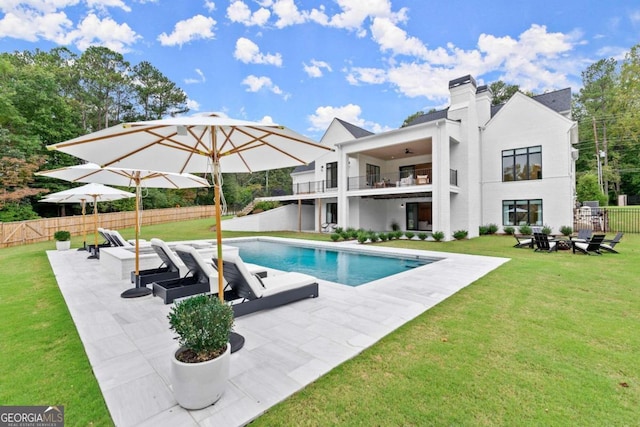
[405,202,432,231]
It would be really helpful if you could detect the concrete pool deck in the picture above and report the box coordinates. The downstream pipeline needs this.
[46,237,509,426]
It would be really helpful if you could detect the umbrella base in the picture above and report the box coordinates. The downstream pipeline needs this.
[229,332,245,353]
[121,287,153,298]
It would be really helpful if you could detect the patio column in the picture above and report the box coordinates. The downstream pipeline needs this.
[432,120,452,240]
[336,146,349,228]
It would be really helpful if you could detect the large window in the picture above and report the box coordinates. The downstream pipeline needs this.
[502,199,542,226]
[366,164,380,186]
[326,162,338,188]
[502,146,542,181]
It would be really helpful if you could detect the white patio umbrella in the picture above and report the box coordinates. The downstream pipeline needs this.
[40,183,135,257]
[36,163,211,298]
[47,113,332,303]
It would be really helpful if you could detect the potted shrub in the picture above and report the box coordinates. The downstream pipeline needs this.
[168,295,234,410]
[54,230,71,251]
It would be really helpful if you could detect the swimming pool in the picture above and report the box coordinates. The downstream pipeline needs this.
[227,239,435,286]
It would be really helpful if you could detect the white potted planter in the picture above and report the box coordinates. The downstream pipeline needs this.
[54,230,71,251]
[168,295,234,410]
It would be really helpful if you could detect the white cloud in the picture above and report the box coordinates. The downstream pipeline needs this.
[186,98,201,111]
[307,104,390,133]
[303,59,332,78]
[327,0,407,35]
[157,15,216,47]
[347,24,581,101]
[241,74,289,99]
[63,13,140,52]
[271,0,307,28]
[0,10,72,42]
[234,37,282,66]
[85,0,131,12]
[258,115,276,125]
[184,68,205,84]
[226,1,270,26]
[204,1,216,12]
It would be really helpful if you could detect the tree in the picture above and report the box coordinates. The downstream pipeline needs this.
[131,61,188,120]
[576,173,608,206]
[489,81,520,105]
[401,111,424,127]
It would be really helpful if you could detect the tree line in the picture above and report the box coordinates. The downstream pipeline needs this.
[0,46,293,221]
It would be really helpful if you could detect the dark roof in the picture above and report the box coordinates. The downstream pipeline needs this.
[335,118,374,138]
[292,161,315,173]
[530,88,571,113]
[407,87,572,127]
[405,108,449,126]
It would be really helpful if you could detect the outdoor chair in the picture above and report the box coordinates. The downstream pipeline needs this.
[533,232,557,252]
[321,223,337,233]
[572,234,606,255]
[213,252,319,317]
[570,229,593,243]
[600,232,623,254]
[416,175,429,185]
[151,244,214,304]
[513,234,533,248]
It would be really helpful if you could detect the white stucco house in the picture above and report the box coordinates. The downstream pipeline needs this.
[234,75,578,240]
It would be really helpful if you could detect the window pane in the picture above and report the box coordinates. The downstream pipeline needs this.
[515,153,527,180]
[503,201,515,225]
[529,200,542,225]
[529,151,542,179]
[502,156,514,181]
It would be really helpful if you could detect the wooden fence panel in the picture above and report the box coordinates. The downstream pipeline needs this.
[0,205,215,248]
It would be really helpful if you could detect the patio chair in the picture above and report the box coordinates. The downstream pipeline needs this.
[321,222,337,233]
[416,175,429,185]
[533,232,557,252]
[213,252,319,317]
[600,232,623,254]
[570,229,592,243]
[151,244,214,304]
[513,234,533,248]
[571,234,606,255]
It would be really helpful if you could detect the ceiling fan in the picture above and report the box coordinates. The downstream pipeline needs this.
[405,148,413,154]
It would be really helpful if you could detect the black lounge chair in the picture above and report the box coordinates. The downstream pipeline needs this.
[127,238,183,289]
[152,245,213,304]
[572,234,606,255]
[533,232,557,252]
[213,253,319,318]
[513,234,533,248]
[600,232,623,253]
[571,229,593,243]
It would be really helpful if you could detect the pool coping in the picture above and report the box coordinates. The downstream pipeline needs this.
[46,237,510,426]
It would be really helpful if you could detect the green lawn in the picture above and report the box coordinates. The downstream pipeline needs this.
[1,220,638,426]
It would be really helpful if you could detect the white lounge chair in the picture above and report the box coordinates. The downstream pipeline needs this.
[213,253,319,317]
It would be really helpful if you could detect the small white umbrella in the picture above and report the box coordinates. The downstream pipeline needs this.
[36,163,210,297]
[41,183,135,257]
[47,113,332,303]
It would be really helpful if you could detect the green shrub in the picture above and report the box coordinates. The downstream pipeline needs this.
[453,230,468,240]
[168,295,234,362]
[340,231,349,240]
[487,224,499,234]
[346,227,359,239]
[404,231,415,240]
[479,226,489,235]
[503,226,515,235]
[518,225,532,235]
[335,226,344,234]
[0,203,40,222]
[369,232,379,243]
[394,230,404,239]
[432,231,445,241]
[330,233,340,242]
[357,233,368,244]
[378,232,388,241]
[559,225,573,236]
[390,220,400,231]
[542,224,553,235]
[417,232,428,240]
[54,230,71,241]
[252,200,279,212]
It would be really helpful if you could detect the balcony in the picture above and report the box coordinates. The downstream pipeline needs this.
[290,168,458,196]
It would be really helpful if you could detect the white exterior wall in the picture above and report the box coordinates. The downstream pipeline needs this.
[481,93,575,231]
[222,204,315,231]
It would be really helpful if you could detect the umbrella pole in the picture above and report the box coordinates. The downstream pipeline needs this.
[121,176,152,298]
[88,196,99,259]
[79,199,87,251]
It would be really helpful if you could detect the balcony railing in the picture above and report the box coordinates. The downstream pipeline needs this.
[290,168,458,195]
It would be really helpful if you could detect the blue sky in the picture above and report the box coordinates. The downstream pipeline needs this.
[1,1,639,140]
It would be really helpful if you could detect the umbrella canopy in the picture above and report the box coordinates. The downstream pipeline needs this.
[47,113,332,302]
[36,163,210,290]
[41,183,135,251]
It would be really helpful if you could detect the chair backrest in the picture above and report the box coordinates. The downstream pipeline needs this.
[109,229,132,247]
[97,228,111,245]
[586,234,606,250]
[213,253,264,299]
[610,232,624,245]
[102,229,122,247]
[533,232,551,250]
[174,245,215,286]
[150,238,181,272]
[576,229,592,240]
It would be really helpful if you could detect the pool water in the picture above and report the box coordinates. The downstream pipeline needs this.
[228,240,433,286]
